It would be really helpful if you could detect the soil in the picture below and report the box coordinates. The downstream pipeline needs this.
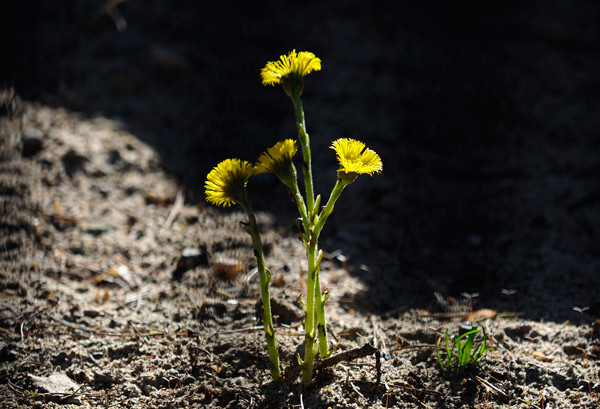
[1,0,600,408]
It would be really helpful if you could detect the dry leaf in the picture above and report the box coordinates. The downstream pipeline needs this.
[212,257,244,280]
[533,351,554,362]
[467,309,498,321]
[272,275,286,288]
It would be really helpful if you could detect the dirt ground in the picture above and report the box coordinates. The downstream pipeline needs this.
[1,1,600,408]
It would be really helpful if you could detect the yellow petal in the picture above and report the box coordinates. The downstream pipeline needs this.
[261,50,321,86]
[331,138,382,176]
[205,159,254,207]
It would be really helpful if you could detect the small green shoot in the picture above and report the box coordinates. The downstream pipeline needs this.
[436,326,492,371]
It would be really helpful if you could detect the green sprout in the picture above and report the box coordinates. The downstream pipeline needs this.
[205,50,382,385]
[436,326,492,371]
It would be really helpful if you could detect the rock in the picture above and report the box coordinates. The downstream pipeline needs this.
[143,384,157,395]
[123,383,141,397]
[212,255,244,280]
[172,246,208,280]
[82,308,103,318]
[256,292,303,325]
[28,372,81,404]
[92,369,118,387]
[271,297,303,325]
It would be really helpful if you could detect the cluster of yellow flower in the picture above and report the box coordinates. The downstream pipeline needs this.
[204,50,382,385]
[205,136,381,207]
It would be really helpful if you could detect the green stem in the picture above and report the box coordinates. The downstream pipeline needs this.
[289,90,318,385]
[301,178,349,384]
[314,267,331,358]
[301,244,317,385]
[309,179,348,361]
[291,92,315,218]
[289,173,310,238]
[313,178,347,239]
[239,198,282,382]
[289,89,344,383]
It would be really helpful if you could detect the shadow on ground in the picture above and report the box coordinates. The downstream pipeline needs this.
[3,0,600,321]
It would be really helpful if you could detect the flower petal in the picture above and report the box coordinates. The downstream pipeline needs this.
[255,139,298,174]
[331,138,382,176]
[205,159,254,207]
[261,50,321,86]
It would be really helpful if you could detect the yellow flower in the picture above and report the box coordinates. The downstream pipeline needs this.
[261,50,321,87]
[331,138,383,176]
[205,158,254,207]
[255,139,298,188]
[255,139,298,175]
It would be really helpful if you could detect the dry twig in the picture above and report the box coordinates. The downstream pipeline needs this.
[163,190,184,229]
[316,343,381,382]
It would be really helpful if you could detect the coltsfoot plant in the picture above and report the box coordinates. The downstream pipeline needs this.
[436,326,492,371]
[205,50,382,385]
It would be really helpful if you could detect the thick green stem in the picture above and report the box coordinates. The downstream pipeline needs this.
[239,199,282,382]
[310,178,348,358]
[288,90,318,385]
[307,180,347,362]
[301,245,318,385]
[314,267,331,358]
[313,178,347,239]
[301,179,349,383]
[289,176,310,238]
[291,92,315,217]
[288,89,346,383]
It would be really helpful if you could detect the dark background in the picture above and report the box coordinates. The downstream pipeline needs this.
[3,0,600,320]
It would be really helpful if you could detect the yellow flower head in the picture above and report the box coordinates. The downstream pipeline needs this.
[205,158,254,207]
[255,139,298,187]
[255,139,298,174]
[261,50,321,95]
[331,138,383,177]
